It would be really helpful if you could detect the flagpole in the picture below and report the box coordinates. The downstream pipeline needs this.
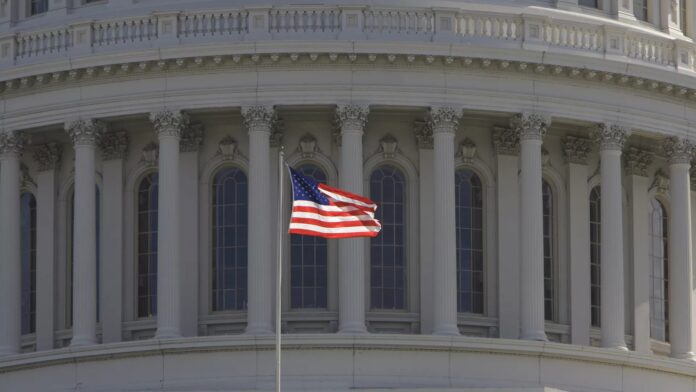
[275,146,284,392]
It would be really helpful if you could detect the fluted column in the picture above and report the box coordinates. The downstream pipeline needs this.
[243,105,275,335]
[336,104,369,334]
[65,119,104,346]
[664,137,695,360]
[592,123,628,350]
[150,111,187,339]
[429,107,462,336]
[0,131,24,356]
[513,113,549,341]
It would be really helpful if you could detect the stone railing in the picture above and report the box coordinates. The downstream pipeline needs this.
[0,5,690,73]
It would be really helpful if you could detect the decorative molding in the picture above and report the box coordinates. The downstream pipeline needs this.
[650,168,670,194]
[413,120,433,149]
[562,136,592,165]
[141,142,158,166]
[149,110,189,139]
[428,106,461,133]
[0,130,26,156]
[378,134,399,158]
[336,104,369,131]
[20,162,35,189]
[510,112,550,141]
[65,119,105,146]
[217,136,238,159]
[180,123,204,152]
[99,131,128,161]
[270,119,285,148]
[492,126,519,156]
[33,142,62,171]
[624,146,653,177]
[591,123,629,151]
[457,138,477,163]
[297,134,319,158]
[662,136,694,165]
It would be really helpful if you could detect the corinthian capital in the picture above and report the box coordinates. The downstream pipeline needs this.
[510,112,550,141]
[591,123,629,151]
[562,136,592,165]
[428,106,462,134]
[99,131,129,160]
[0,130,25,157]
[149,110,189,139]
[242,105,276,132]
[492,126,520,155]
[65,119,105,146]
[624,146,653,177]
[336,104,369,131]
[663,136,694,165]
[180,123,204,152]
[33,142,62,171]
[413,120,433,149]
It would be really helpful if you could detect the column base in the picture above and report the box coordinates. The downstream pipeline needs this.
[154,327,182,340]
[432,324,461,336]
[520,330,548,341]
[601,339,628,350]
[338,321,368,334]
[671,351,696,361]
[70,335,97,347]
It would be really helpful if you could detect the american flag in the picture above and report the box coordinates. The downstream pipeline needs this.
[288,167,381,238]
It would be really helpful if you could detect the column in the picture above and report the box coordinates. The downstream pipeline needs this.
[336,104,369,334]
[612,0,635,21]
[0,131,24,356]
[592,123,628,350]
[65,119,103,346]
[429,107,462,336]
[34,143,62,351]
[99,131,128,343]
[416,121,435,334]
[179,124,203,337]
[493,127,520,339]
[513,113,549,341]
[150,111,187,339]
[625,147,653,354]
[243,105,275,335]
[660,0,682,35]
[664,137,695,360]
[564,136,592,346]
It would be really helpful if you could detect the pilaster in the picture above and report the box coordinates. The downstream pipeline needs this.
[415,120,435,334]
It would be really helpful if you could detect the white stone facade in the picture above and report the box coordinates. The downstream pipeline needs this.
[2,0,696,391]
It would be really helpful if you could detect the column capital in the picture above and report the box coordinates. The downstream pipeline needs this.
[413,120,433,149]
[663,136,694,165]
[242,105,276,133]
[624,146,653,177]
[180,123,204,152]
[511,112,550,141]
[99,131,129,161]
[492,126,520,156]
[65,119,106,146]
[336,104,369,131]
[428,106,462,134]
[592,123,629,151]
[562,136,592,165]
[0,130,25,157]
[149,110,189,139]
[33,142,62,171]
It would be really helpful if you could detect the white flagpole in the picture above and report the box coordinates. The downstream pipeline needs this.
[275,147,285,392]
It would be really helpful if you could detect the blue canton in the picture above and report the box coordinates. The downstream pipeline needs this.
[289,167,330,205]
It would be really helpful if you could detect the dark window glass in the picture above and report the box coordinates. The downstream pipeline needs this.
[579,0,599,8]
[370,165,406,310]
[455,169,484,314]
[543,181,555,322]
[650,199,669,342]
[590,186,601,327]
[20,193,37,335]
[290,164,328,309]
[633,0,648,21]
[137,173,158,318]
[681,0,687,34]
[30,0,48,15]
[212,167,248,311]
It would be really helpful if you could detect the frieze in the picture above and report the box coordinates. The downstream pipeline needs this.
[33,142,62,171]
[562,136,592,165]
[413,120,433,149]
[99,131,128,161]
[180,123,204,153]
[492,126,519,156]
[624,147,653,177]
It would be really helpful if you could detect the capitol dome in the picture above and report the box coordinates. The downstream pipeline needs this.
[1,0,696,391]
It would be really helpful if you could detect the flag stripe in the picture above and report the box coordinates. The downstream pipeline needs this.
[288,228,380,238]
[290,217,381,228]
[293,201,376,218]
[318,185,377,210]
[290,211,378,223]
[289,222,381,234]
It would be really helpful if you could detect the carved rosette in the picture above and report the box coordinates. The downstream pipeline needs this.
[149,110,189,139]
[492,126,520,155]
[99,131,129,161]
[663,136,694,165]
[180,123,204,152]
[591,123,629,151]
[336,104,369,131]
[413,121,433,149]
[510,112,550,141]
[562,136,592,165]
[65,119,105,146]
[242,105,276,132]
[428,106,462,134]
[624,147,653,177]
[33,142,62,171]
[0,131,26,157]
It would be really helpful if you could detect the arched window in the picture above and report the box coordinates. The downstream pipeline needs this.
[137,173,158,318]
[290,164,328,309]
[211,167,248,311]
[455,169,484,314]
[542,180,555,322]
[21,193,37,335]
[370,165,406,310]
[650,198,669,342]
[590,186,601,327]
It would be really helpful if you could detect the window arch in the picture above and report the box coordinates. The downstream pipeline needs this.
[590,186,601,327]
[650,198,669,342]
[137,173,158,318]
[20,193,37,335]
[542,180,555,322]
[369,165,406,310]
[455,169,484,314]
[290,164,328,309]
[211,167,248,312]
